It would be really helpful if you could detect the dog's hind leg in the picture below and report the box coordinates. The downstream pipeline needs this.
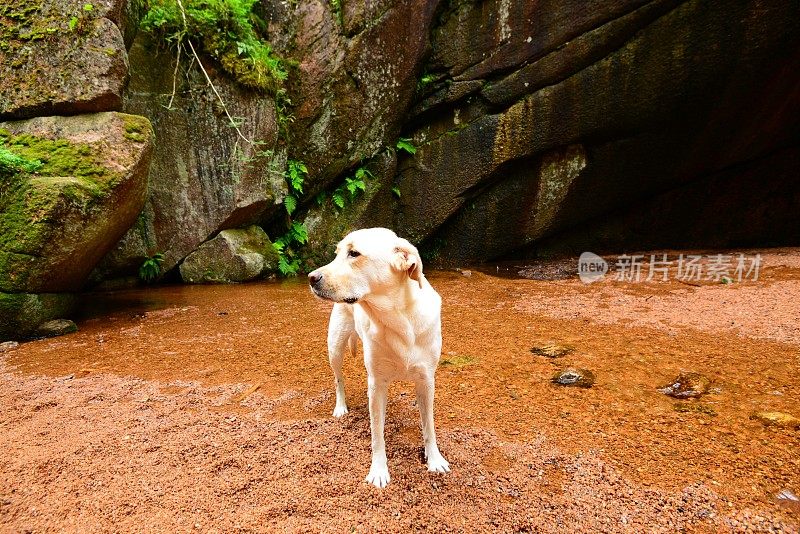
[327,304,353,418]
[415,374,450,474]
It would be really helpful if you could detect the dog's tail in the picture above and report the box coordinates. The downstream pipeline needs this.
[347,332,358,358]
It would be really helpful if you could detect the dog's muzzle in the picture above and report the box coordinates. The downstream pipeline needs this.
[308,270,358,303]
[308,270,326,299]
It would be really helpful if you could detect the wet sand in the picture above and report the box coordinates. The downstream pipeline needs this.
[2,249,799,532]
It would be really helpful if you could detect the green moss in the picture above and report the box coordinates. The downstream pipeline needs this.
[0,132,121,286]
[121,113,152,143]
[439,354,476,367]
[139,0,287,95]
[0,0,96,57]
[0,130,112,182]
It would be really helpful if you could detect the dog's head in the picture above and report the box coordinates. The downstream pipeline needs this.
[308,228,423,303]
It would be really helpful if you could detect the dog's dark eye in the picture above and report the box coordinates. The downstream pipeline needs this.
[348,250,361,258]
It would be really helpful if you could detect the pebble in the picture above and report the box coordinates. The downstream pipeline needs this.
[750,411,800,429]
[658,372,710,398]
[551,368,595,388]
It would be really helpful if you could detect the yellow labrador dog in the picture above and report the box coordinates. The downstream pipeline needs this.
[308,228,450,487]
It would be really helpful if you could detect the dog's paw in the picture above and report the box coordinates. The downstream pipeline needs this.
[426,453,450,474]
[332,405,349,418]
[365,466,391,488]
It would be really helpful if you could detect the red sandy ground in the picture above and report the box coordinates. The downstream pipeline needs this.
[1,248,799,532]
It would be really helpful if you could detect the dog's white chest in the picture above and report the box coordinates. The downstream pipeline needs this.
[354,307,439,381]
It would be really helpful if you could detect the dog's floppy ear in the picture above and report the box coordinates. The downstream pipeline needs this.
[392,238,423,288]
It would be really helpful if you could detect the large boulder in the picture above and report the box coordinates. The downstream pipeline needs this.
[0,112,153,293]
[92,34,287,282]
[0,0,130,120]
[179,226,280,284]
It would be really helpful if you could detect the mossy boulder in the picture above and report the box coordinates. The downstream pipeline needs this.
[0,112,153,293]
[0,291,78,340]
[0,0,129,120]
[179,226,280,284]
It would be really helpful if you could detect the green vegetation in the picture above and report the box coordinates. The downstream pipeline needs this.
[139,252,165,282]
[271,160,377,276]
[417,73,436,92]
[140,0,287,95]
[122,114,151,143]
[283,159,307,215]
[328,0,342,25]
[0,129,113,185]
[0,0,95,55]
[0,131,120,283]
[271,160,310,276]
[391,186,401,199]
[396,137,417,155]
[331,166,372,211]
[273,221,308,276]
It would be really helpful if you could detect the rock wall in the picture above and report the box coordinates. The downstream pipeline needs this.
[394,0,800,263]
[288,0,800,265]
[91,0,800,278]
[90,34,287,282]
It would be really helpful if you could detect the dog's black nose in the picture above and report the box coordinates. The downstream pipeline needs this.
[308,271,322,286]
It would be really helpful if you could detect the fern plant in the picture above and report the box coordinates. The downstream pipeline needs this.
[331,166,373,211]
[139,252,165,283]
[396,137,417,155]
[273,221,308,276]
[283,159,307,215]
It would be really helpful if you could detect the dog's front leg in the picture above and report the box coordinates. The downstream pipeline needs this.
[327,306,353,418]
[415,375,450,473]
[365,376,390,487]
